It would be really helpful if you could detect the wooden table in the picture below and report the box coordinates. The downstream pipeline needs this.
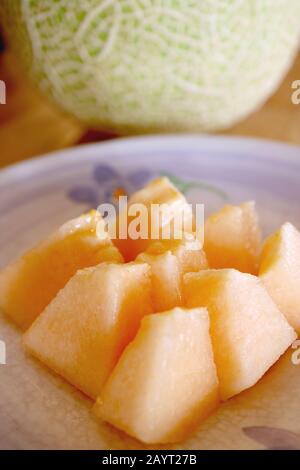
[0,48,300,169]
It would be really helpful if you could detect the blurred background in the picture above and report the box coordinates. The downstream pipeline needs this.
[0,1,300,169]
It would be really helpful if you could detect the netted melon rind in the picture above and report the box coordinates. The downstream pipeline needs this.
[1,0,300,133]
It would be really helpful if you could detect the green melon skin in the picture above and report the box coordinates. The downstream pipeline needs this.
[1,0,300,133]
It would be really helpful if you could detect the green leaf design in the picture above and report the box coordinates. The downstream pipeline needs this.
[161,172,228,201]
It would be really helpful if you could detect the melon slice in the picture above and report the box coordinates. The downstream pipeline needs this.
[184,269,296,400]
[113,177,194,262]
[23,262,152,399]
[204,202,261,274]
[94,307,219,444]
[259,222,300,335]
[0,210,123,330]
[136,236,208,312]
[145,235,208,277]
[136,251,182,311]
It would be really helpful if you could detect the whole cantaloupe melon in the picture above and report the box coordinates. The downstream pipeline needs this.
[1,0,300,133]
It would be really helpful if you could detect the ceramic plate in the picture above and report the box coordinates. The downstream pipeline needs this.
[1,135,300,450]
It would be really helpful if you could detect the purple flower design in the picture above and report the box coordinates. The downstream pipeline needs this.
[93,164,119,184]
[67,187,99,206]
[243,426,300,450]
[67,164,155,210]
[67,163,227,210]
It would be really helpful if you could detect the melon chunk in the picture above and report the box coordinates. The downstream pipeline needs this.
[204,202,261,274]
[113,177,194,262]
[94,307,219,444]
[145,235,208,276]
[0,210,123,330]
[136,236,207,312]
[23,262,152,399]
[184,269,296,400]
[136,251,182,312]
[259,222,300,335]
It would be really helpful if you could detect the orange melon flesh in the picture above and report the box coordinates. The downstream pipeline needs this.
[0,210,123,330]
[136,251,182,312]
[204,202,261,274]
[94,307,219,444]
[113,177,194,262]
[184,269,296,400]
[23,262,152,399]
[145,236,208,276]
[136,236,208,312]
[259,222,300,335]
